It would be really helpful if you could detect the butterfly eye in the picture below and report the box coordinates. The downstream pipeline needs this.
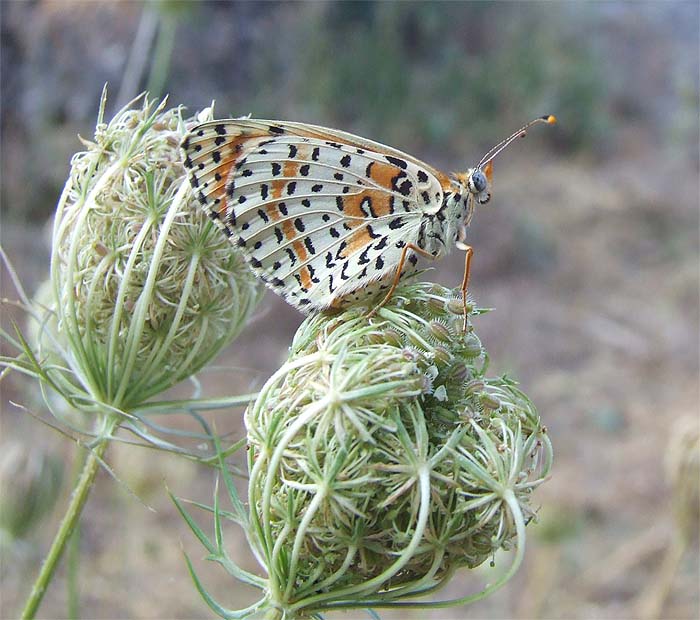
[469,169,488,194]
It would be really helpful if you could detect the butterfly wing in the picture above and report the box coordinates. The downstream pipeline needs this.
[181,120,448,311]
[234,119,454,187]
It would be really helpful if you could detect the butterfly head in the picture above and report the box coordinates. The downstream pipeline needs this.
[452,160,494,228]
[465,161,493,205]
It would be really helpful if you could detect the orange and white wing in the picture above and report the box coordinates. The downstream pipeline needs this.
[181,119,448,311]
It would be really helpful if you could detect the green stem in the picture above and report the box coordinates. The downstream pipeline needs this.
[21,416,119,619]
[66,446,88,619]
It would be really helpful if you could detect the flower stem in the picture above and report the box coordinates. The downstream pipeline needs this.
[66,446,88,619]
[21,416,119,619]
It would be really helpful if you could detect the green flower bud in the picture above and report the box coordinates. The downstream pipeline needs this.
[462,332,484,358]
[381,328,404,348]
[432,344,453,365]
[448,360,469,383]
[429,319,452,343]
[447,297,466,316]
[481,393,502,411]
[241,281,552,617]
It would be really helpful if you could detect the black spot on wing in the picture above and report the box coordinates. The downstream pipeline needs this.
[375,236,388,250]
[396,178,413,196]
[308,263,319,283]
[335,241,347,260]
[304,237,316,255]
[385,155,407,169]
[366,224,381,239]
[358,245,371,265]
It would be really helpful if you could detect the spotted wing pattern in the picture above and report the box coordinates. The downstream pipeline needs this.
[182,120,448,310]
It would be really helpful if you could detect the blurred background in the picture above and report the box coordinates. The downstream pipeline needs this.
[1,1,698,618]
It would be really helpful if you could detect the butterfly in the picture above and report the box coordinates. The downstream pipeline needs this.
[181,115,556,325]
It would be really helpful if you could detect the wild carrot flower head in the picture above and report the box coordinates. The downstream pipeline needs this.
[183,282,552,619]
[26,91,261,428]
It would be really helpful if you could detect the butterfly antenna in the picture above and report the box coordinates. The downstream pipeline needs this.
[477,115,556,169]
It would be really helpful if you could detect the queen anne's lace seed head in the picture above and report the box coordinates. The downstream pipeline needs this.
[243,282,552,617]
[43,92,261,416]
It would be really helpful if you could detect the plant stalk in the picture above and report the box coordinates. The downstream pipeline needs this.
[66,445,88,619]
[21,416,119,619]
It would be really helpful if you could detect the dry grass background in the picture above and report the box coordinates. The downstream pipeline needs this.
[1,2,698,619]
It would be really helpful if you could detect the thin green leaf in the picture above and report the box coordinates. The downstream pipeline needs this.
[214,432,249,526]
[170,490,217,555]
[182,549,264,619]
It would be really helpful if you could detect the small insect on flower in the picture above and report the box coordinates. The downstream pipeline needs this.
[181,115,556,325]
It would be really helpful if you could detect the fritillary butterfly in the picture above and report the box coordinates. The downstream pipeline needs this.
[181,116,556,320]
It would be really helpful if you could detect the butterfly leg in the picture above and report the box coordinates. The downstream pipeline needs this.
[367,243,437,319]
[458,244,474,333]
